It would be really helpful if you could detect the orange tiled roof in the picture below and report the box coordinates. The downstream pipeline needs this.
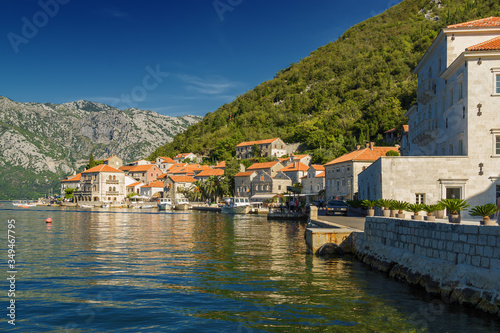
[129,164,156,172]
[236,138,280,147]
[157,173,168,179]
[159,157,175,163]
[292,154,308,159]
[235,171,255,177]
[247,161,281,170]
[384,128,396,134]
[447,17,500,28]
[127,181,143,187]
[214,161,226,168]
[141,181,164,188]
[196,169,224,177]
[280,162,309,172]
[169,176,196,183]
[174,153,194,158]
[119,166,134,172]
[316,171,325,178]
[311,165,325,171]
[83,165,123,173]
[325,147,399,166]
[277,157,288,162]
[61,173,81,182]
[467,36,500,51]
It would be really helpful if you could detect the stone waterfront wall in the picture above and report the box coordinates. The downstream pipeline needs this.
[353,217,500,316]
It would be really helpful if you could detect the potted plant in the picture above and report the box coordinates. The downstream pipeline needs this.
[361,199,377,217]
[422,203,443,222]
[439,199,469,223]
[407,203,425,220]
[392,200,409,219]
[469,203,497,226]
[376,199,393,217]
[388,200,398,217]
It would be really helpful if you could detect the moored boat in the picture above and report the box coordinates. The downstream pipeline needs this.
[174,198,190,211]
[221,197,251,214]
[157,198,173,210]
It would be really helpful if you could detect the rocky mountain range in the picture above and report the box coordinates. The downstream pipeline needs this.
[0,96,201,199]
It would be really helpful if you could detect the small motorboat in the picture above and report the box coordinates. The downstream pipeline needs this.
[174,198,190,211]
[221,197,251,214]
[157,198,173,210]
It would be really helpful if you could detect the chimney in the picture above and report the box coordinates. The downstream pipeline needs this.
[356,145,361,150]
[364,142,370,148]
[369,142,375,150]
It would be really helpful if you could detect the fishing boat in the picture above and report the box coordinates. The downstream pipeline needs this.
[80,204,93,208]
[157,198,173,210]
[140,204,155,209]
[221,197,251,214]
[174,198,190,211]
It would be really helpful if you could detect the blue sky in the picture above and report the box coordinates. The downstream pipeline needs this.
[0,0,401,117]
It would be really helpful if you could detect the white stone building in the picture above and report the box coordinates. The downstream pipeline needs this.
[359,17,500,217]
[301,165,325,201]
[74,165,126,203]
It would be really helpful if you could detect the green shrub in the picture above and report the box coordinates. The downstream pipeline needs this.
[469,203,497,219]
[438,199,469,215]
[385,150,399,156]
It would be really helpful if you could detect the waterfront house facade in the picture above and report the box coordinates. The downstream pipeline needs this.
[74,165,125,203]
[127,181,144,196]
[194,168,224,182]
[358,17,500,217]
[126,164,162,184]
[325,143,397,200]
[163,175,196,202]
[234,171,256,197]
[60,173,81,196]
[280,162,309,185]
[250,170,291,202]
[140,181,164,198]
[301,165,325,199]
[236,138,287,159]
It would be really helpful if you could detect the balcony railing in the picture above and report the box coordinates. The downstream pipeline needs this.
[106,180,120,184]
[410,118,438,145]
[417,79,436,104]
[106,191,120,195]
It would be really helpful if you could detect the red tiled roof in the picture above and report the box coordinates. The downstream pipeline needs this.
[169,176,196,183]
[141,181,164,188]
[61,173,81,182]
[247,161,281,170]
[292,154,308,159]
[280,162,309,172]
[174,153,194,158]
[277,157,288,162]
[83,165,123,173]
[311,165,325,171]
[467,36,500,51]
[447,17,500,28]
[157,173,169,179]
[235,171,255,177]
[236,138,280,147]
[196,169,224,177]
[325,147,399,166]
[127,181,143,187]
[129,164,157,172]
[316,171,325,178]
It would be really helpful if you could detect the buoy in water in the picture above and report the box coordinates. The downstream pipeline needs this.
[46,218,53,223]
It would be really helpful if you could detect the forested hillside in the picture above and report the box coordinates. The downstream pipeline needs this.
[150,0,500,163]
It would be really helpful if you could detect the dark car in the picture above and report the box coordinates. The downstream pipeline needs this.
[326,200,348,216]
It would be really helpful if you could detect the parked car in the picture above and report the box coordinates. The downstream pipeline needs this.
[326,200,348,216]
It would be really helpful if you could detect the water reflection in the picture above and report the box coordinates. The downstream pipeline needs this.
[1,207,498,332]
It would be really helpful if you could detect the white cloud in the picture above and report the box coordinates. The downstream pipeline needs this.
[176,74,241,95]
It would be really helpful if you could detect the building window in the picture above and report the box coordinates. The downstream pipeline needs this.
[496,136,500,155]
[449,144,453,155]
[459,81,463,100]
[449,90,454,108]
[446,118,448,128]
[416,194,425,204]
[496,74,500,94]
[458,140,463,155]
[278,185,281,191]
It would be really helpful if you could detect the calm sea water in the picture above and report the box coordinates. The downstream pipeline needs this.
[0,204,499,332]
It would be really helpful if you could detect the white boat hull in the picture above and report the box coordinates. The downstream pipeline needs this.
[221,205,250,214]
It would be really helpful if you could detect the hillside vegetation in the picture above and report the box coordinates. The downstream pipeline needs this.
[150,0,500,163]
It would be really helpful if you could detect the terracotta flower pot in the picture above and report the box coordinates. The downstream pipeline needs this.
[382,209,391,217]
[412,214,423,220]
[481,217,496,226]
[424,215,436,222]
[397,213,406,219]
[367,209,375,217]
[435,210,445,219]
